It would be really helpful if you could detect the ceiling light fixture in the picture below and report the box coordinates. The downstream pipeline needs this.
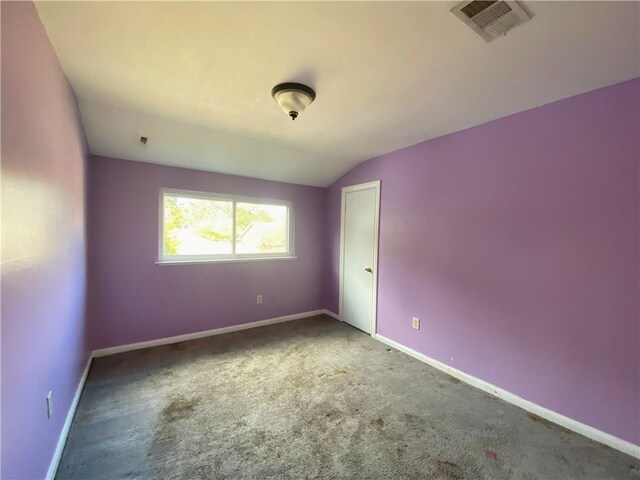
[271,82,316,121]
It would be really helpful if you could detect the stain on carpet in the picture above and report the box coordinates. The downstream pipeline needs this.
[162,396,200,423]
[527,412,572,434]
[371,417,385,428]
[434,459,464,480]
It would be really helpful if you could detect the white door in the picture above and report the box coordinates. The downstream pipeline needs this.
[340,181,380,334]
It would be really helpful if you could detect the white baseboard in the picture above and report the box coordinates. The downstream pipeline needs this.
[47,356,92,480]
[373,333,640,459]
[46,315,637,480]
[322,309,341,321]
[92,309,329,358]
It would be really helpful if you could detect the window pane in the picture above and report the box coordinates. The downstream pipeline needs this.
[163,195,232,256]
[235,203,288,254]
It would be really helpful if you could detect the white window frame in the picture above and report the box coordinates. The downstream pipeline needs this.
[157,188,295,265]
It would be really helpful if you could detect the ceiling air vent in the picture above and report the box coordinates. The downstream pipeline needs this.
[451,1,532,42]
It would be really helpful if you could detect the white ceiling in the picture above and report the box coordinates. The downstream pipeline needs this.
[36,1,639,187]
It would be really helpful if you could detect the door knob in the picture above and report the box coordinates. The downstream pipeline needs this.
[365,267,373,273]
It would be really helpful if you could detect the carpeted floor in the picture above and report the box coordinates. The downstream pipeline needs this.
[57,315,639,479]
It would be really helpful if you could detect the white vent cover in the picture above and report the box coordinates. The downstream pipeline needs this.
[451,1,532,42]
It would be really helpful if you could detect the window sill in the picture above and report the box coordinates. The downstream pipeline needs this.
[155,256,298,266]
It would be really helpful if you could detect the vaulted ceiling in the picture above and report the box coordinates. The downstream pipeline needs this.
[35,1,640,186]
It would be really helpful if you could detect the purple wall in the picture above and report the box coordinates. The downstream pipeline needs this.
[2,4,637,475]
[88,156,325,349]
[1,2,90,479]
[324,79,640,445]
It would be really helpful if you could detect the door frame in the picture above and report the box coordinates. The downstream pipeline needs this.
[338,180,381,336]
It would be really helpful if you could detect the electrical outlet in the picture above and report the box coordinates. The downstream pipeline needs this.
[412,316,420,330]
[46,391,53,419]
[257,294,263,305]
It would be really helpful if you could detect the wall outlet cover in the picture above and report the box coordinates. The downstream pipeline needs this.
[46,391,53,419]
[412,317,420,330]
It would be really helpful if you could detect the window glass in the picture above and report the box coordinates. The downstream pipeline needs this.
[163,195,232,256]
[160,190,292,262]
[235,203,288,254]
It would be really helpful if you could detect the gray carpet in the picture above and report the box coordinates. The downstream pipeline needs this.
[57,315,639,479]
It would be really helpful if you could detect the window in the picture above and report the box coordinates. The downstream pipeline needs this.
[159,189,293,263]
